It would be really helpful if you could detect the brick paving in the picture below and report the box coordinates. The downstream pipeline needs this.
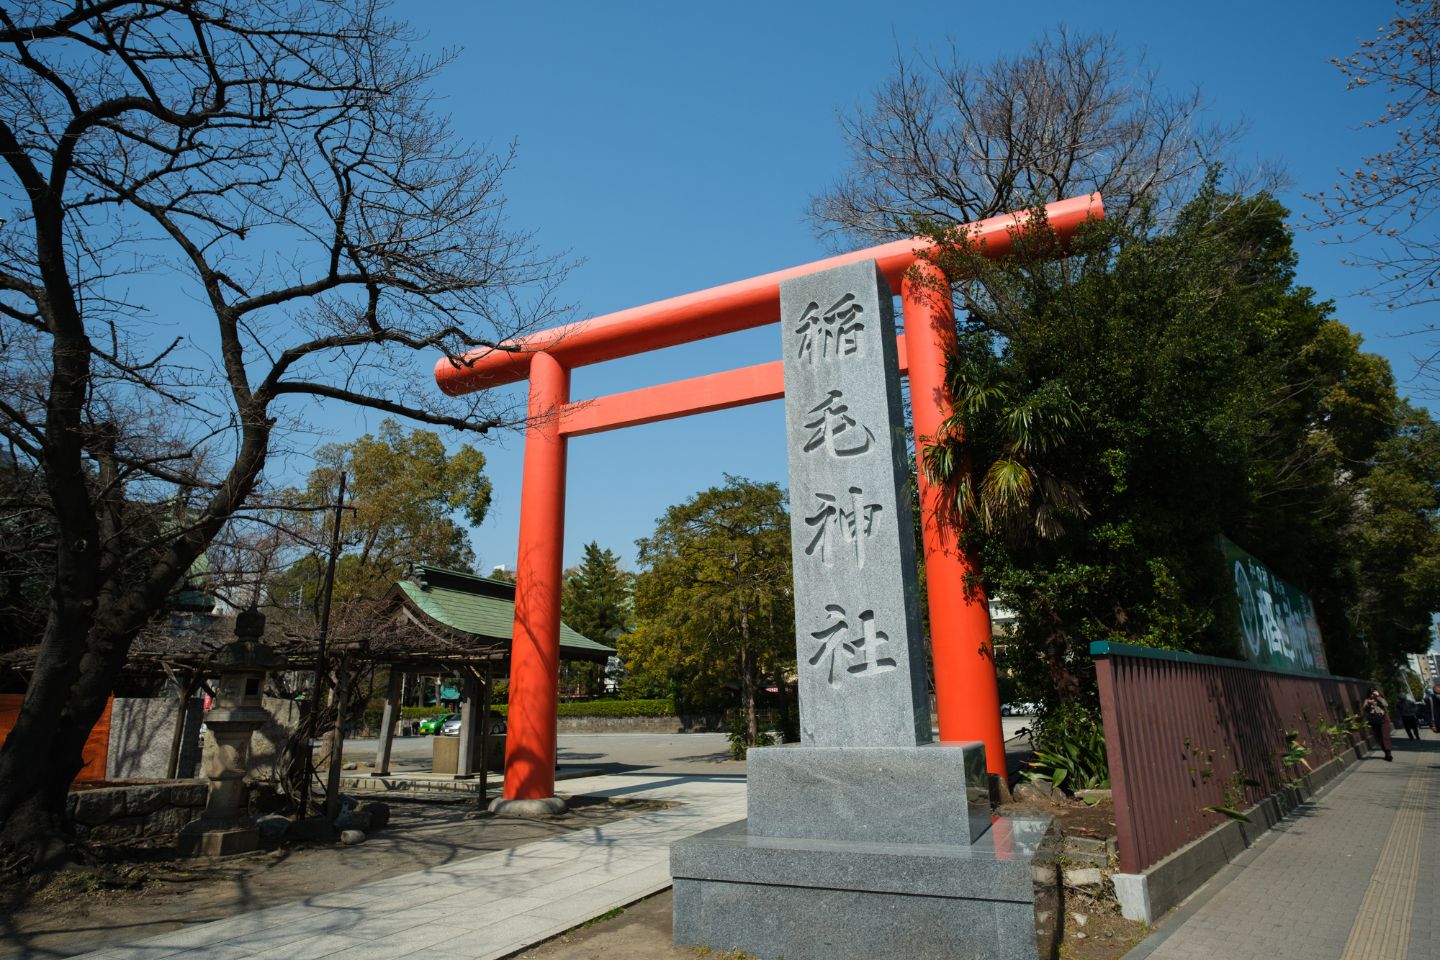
[1133,736,1439,960]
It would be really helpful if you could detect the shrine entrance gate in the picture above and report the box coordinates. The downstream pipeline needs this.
[436,193,1103,803]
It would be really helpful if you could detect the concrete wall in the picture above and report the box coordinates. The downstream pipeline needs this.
[246,697,304,781]
[108,697,203,779]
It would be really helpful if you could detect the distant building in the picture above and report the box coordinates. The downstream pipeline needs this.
[989,600,1016,651]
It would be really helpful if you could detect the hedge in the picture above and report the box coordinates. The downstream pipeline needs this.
[557,698,675,718]
[400,706,453,720]
[396,699,677,721]
[485,699,678,718]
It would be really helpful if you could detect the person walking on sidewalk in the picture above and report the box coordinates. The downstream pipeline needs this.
[1399,691,1421,740]
[1426,683,1440,735]
[1364,687,1394,761]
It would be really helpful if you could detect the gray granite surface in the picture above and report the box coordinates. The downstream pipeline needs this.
[780,259,929,747]
[671,817,1051,901]
[671,817,1054,960]
[747,741,991,844]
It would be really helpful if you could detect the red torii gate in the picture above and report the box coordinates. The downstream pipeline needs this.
[436,194,1103,803]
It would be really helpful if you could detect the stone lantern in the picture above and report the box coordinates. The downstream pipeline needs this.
[177,607,286,857]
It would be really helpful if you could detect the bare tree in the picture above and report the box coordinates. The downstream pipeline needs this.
[0,0,568,867]
[809,29,1240,244]
[1307,0,1440,308]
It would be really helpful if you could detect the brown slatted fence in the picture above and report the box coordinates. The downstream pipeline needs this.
[1093,642,1369,875]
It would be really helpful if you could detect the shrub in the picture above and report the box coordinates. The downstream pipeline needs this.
[1023,703,1110,793]
[556,698,675,718]
[400,706,453,721]
[395,699,679,722]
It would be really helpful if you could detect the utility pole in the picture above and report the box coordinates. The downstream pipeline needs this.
[299,471,346,819]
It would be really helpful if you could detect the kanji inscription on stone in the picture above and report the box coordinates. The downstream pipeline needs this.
[780,259,930,747]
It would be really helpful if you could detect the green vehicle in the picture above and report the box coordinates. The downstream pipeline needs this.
[417,712,455,735]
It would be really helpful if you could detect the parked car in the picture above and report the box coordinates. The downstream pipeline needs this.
[418,712,455,735]
[439,713,507,737]
[1000,702,1038,717]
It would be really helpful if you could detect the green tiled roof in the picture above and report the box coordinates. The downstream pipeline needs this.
[398,564,613,661]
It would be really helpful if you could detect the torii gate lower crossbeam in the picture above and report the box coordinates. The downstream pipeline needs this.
[436,194,1104,803]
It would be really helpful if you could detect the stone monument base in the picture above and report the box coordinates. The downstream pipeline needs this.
[176,819,259,857]
[745,742,992,845]
[488,796,567,817]
[672,817,1058,960]
[672,742,1058,960]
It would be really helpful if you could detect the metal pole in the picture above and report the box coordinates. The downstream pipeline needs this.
[298,470,346,818]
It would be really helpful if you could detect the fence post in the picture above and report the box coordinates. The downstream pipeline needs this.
[1095,653,1140,875]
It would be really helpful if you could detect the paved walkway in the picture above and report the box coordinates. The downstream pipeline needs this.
[1133,735,1440,960]
[72,772,746,960]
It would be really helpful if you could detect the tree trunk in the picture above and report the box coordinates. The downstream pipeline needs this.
[739,609,759,747]
[774,671,795,742]
[0,419,271,865]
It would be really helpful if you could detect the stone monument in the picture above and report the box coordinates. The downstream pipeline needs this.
[177,608,285,857]
[671,260,1057,960]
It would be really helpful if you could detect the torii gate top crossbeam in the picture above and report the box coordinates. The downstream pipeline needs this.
[435,193,1102,396]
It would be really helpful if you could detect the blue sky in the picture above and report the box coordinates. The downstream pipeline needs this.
[315,1,1427,572]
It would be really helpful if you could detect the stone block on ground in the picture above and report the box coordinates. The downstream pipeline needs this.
[340,829,365,845]
[166,782,208,807]
[72,788,126,826]
[144,806,192,836]
[88,816,146,842]
[125,784,168,816]
[175,822,258,857]
[256,814,290,843]
[288,816,338,842]
[1013,780,1055,803]
[1063,866,1104,888]
[355,801,391,830]
[334,809,372,832]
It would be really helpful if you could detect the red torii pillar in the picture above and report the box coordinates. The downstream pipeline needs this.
[437,194,1103,804]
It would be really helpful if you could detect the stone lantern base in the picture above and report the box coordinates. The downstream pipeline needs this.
[176,819,259,857]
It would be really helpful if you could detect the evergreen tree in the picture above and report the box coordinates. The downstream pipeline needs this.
[559,542,632,698]
[624,477,795,746]
[918,188,1440,710]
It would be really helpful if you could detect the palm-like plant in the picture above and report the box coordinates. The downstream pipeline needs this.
[922,334,1087,544]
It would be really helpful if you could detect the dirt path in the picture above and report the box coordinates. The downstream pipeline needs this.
[0,797,656,960]
[514,891,743,960]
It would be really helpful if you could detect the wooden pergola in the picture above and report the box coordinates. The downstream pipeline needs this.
[0,563,613,785]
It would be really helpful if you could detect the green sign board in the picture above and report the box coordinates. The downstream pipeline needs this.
[1222,537,1328,675]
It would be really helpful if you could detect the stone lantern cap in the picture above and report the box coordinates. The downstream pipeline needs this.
[212,608,287,673]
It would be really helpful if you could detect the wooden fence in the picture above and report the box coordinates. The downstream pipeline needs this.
[1093,642,1370,874]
